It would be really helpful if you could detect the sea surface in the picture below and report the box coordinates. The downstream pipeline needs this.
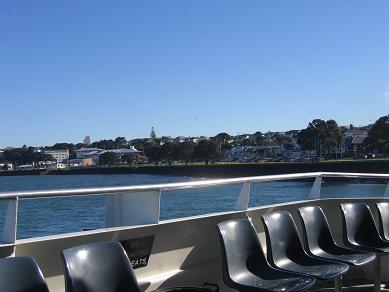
[0,174,386,239]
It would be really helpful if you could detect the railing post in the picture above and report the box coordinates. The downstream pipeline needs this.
[1,198,18,244]
[105,190,161,228]
[308,175,322,200]
[384,181,389,197]
[235,182,251,211]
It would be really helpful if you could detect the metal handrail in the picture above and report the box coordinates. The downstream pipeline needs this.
[0,172,388,200]
[1,171,389,244]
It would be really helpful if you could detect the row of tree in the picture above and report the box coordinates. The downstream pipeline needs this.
[296,116,389,158]
[0,146,53,166]
[144,140,220,165]
[98,140,221,166]
[2,115,389,166]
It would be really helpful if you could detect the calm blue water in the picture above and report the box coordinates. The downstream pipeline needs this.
[0,174,386,239]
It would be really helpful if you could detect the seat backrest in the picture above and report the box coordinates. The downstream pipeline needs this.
[61,241,141,292]
[261,211,306,266]
[340,203,381,245]
[0,256,49,292]
[298,206,335,252]
[217,219,268,285]
[377,202,389,240]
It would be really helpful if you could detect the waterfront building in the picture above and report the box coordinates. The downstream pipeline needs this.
[75,148,104,159]
[344,125,369,156]
[44,149,69,162]
[74,146,145,165]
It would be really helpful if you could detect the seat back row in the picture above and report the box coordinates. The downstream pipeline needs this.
[218,219,317,292]
[218,202,389,292]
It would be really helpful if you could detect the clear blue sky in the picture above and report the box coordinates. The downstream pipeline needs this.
[1,0,388,147]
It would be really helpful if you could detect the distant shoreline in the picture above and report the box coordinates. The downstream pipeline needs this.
[1,160,389,179]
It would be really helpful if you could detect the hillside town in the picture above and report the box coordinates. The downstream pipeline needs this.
[1,116,389,171]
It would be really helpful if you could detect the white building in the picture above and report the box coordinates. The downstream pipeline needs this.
[75,148,104,159]
[44,149,69,162]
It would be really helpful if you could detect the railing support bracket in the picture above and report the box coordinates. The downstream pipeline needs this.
[235,182,251,211]
[1,198,18,244]
[384,181,389,197]
[309,176,322,200]
[105,190,160,227]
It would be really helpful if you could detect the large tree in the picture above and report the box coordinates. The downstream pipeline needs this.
[3,148,53,166]
[242,137,255,146]
[160,141,175,164]
[364,115,389,154]
[129,138,148,151]
[177,141,196,165]
[4,150,22,165]
[91,139,115,150]
[213,132,231,150]
[254,131,264,146]
[144,144,162,165]
[323,120,343,153]
[99,152,120,166]
[114,137,127,149]
[297,119,342,157]
[150,127,157,141]
[193,140,218,165]
[122,153,134,165]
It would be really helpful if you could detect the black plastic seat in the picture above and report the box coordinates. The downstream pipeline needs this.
[376,202,389,241]
[62,241,216,292]
[340,203,389,252]
[217,219,315,292]
[340,203,389,292]
[62,241,141,292]
[0,256,49,292]
[261,211,349,280]
[298,206,375,266]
